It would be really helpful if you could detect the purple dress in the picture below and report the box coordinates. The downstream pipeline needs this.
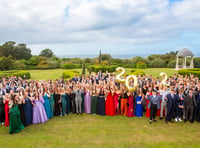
[84,91,91,114]
[32,97,48,124]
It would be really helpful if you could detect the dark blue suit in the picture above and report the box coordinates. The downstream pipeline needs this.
[166,94,177,121]
[175,94,184,118]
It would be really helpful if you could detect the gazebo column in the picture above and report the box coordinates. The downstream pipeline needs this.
[182,56,185,68]
[190,56,194,69]
[184,56,187,68]
[176,56,179,69]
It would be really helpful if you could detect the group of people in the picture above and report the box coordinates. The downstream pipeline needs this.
[0,71,200,134]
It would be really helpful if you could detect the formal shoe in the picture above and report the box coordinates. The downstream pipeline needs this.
[178,118,182,122]
[190,120,194,123]
[159,117,163,120]
[169,120,174,123]
[175,118,178,122]
[153,119,157,122]
[76,113,78,115]
[80,113,82,115]
[184,119,187,122]
[149,120,152,124]
[165,121,168,124]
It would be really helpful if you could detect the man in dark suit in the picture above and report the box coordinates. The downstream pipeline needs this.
[184,88,197,123]
[165,88,177,123]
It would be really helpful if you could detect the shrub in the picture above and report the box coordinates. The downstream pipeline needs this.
[128,69,145,76]
[151,58,166,68]
[168,60,176,68]
[194,57,200,68]
[35,60,48,69]
[88,65,117,73]
[136,62,147,69]
[12,61,27,70]
[0,70,31,79]
[61,63,82,69]
[62,70,80,79]
[178,68,200,78]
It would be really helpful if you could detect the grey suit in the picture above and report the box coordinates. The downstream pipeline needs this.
[184,94,197,121]
[73,89,84,113]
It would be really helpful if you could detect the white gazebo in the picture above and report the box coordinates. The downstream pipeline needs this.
[175,48,194,70]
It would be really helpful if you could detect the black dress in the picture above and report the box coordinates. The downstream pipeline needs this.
[54,94,61,116]
[0,97,5,124]
[97,93,105,116]
[18,104,26,126]
[70,93,76,113]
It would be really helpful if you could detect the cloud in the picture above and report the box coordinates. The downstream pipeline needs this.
[0,0,200,55]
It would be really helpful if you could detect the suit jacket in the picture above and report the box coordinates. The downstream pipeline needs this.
[166,94,177,108]
[73,89,84,100]
[147,95,162,109]
[184,94,197,108]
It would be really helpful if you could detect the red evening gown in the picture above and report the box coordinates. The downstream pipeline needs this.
[145,92,152,118]
[105,92,115,116]
[5,100,9,126]
[127,95,134,117]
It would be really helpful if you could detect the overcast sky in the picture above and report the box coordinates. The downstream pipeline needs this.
[0,0,200,56]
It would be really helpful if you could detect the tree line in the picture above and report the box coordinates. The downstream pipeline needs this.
[0,41,200,71]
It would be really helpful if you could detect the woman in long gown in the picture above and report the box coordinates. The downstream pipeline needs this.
[18,89,26,126]
[97,87,105,116]
[49,88,55,115]
[61,88,67,116]
[4,93,10,126]
[42,88,53,119]
[120,86,129,116]
[0,92,5,125]
[32,92,48,124]
[145,87,152,118]
[84,86,91,114]
[113,86,120,115]
[65,88,71,115]
[135,88,144,117]
[91,87,98,115]
[127,92,134,117]
[54,87,61,116]
[105,87,115,116]
[23,92,33,126]
[9,94,24,134]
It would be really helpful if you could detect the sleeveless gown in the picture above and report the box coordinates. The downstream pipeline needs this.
[9,104,24,134]
[127,95,134,117]
[113,93,120,114]
[135,96,143,117]
[23,98,33,126]
[145,92,152,118]
[97,93,105,116]
[105,92,115,116]
[32,98,48,124]
[84,91,91,114]
[5,100,10,126]
[0,97,5,124]
[42,94,53,119]
[49,94,55,115]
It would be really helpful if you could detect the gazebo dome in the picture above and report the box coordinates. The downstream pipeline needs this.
[177,48,194,57]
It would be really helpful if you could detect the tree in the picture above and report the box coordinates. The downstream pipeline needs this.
[0,56,13,70]
[0,41,32,60]
[82,60,86,75]
[39,49,54,57]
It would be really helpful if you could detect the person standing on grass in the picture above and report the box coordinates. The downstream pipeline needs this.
[159,85,170,120]
[73,85,84,115]
[165,88,177,123]
[147,89,161,124]
[9,94,24,134]
[175,89,184,122]
[184,88,197,123]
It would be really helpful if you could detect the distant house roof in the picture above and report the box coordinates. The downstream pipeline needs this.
[177,48,194,57]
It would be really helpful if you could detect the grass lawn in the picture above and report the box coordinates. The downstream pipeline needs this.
[0,114,199,148]
[27,68,177,80]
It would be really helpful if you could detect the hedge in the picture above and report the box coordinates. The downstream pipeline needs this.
[178,68,200,78]
[126,69,145,76]
[62,70,80,79]
[61,63,82,69]
[0,70,31,79]
[88,65,117,73]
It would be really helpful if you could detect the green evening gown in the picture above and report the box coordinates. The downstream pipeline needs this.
[9,104,25,134]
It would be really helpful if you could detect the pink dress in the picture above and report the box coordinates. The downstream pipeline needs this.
[113,92,120,114]
[127,95,134,117]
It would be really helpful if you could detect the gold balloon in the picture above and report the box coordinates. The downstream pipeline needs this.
[160,72,168,86]
[116,67,125,83]
[125,75,138,92]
